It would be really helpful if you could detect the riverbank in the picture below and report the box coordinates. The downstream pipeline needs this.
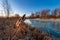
[31,18,60,21]
[0,17,53,40]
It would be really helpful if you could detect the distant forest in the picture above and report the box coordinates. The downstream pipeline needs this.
[29,8,60,19]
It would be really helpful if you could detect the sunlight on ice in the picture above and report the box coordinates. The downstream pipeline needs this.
[24,19,32,25]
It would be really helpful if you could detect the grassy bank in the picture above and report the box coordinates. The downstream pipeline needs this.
[0,17,53,40]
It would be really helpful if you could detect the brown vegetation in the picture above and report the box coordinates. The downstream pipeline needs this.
[0,17,53,40]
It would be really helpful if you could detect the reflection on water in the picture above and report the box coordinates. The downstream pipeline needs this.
[27,19,60,40]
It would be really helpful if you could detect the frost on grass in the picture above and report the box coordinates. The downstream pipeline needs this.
[0,17,53,40]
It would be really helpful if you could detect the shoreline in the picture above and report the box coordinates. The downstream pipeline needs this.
[31,18,60,21]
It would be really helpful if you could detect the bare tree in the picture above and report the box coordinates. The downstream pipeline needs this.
[53,8,60,17]
[41,9,50,17]
[2,0,11,17]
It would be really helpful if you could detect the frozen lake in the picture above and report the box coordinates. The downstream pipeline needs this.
[25,19,60,40]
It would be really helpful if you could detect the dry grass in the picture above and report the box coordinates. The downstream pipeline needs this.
[0,17,53,40]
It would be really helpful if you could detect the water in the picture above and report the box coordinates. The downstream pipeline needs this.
[25,19,60,40]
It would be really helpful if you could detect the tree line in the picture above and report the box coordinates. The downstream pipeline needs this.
[30,8,60,19]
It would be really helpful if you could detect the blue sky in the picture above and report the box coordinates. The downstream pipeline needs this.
[0,0,60,16]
